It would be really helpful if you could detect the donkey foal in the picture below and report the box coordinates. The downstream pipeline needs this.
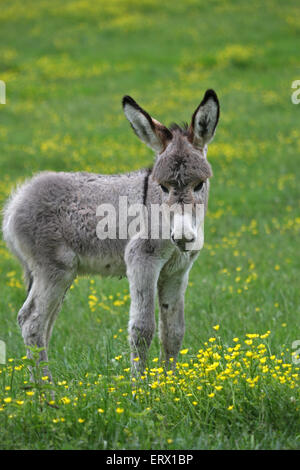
[2,90,220,379]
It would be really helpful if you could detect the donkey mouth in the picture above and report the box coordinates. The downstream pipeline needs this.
[172,240,193,252]
[171,234,196,252]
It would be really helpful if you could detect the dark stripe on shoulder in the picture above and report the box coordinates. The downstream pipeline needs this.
[143,167,152,206]
[27,273,33,295]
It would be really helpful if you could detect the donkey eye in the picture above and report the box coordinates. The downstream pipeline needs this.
[194,182,204,192]
[160,184,169,194]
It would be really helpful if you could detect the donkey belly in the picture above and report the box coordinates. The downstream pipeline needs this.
[77,241,127,278]
[77,255,126,277]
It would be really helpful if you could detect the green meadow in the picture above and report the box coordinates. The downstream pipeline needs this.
[0,0,300,450]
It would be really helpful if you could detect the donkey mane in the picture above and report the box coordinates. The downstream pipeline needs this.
[169,122,190,137]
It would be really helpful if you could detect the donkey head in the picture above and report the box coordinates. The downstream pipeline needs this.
[122,90,220,251]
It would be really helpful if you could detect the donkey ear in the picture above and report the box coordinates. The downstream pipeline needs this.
[122,96,172,153]
[190,89,220,150]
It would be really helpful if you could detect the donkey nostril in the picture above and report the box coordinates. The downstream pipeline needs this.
[183,234,195,244]
[171,233,195,244]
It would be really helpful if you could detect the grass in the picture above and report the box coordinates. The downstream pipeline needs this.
[0,0,300,450]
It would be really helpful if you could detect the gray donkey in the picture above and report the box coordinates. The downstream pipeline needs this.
[2,89,220,380]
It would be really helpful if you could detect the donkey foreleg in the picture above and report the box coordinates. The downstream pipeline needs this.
[158,271,189,369]
[126,244,163,376]
[127,265,157,375]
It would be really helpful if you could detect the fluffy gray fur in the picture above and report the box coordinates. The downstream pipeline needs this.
[2,89,220,379]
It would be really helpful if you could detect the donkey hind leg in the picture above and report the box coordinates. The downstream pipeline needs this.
[158,272,189,369]
[17,268,74,383]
